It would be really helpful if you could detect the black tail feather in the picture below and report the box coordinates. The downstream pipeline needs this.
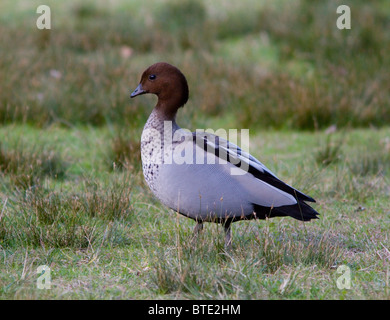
[253,201,319,222]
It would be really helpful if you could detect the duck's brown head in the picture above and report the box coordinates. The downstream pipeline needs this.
[131,62,189,119]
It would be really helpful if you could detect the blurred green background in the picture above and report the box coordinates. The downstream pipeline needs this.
[1,0,389,130]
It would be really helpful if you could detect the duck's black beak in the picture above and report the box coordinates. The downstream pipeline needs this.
[130,83,146,98]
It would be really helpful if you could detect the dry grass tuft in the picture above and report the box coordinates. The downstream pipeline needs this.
[0,141,67,189]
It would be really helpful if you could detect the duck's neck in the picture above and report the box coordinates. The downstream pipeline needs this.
[144,105,180,134]
[155,96,183,119]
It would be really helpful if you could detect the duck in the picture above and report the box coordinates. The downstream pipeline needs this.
[131,62,319,248]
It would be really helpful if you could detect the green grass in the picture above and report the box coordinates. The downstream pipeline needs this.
[0,125,389,299]
[0,0,389,300]
[1,0,390,129]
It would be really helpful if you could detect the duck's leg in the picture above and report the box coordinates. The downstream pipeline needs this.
[192,221,203,245]
[224,220,232,249]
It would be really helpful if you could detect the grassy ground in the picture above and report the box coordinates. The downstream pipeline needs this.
[0,125,388,299]
[0,0,389,299]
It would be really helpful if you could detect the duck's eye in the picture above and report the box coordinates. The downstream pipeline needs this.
[148,74,156,80]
